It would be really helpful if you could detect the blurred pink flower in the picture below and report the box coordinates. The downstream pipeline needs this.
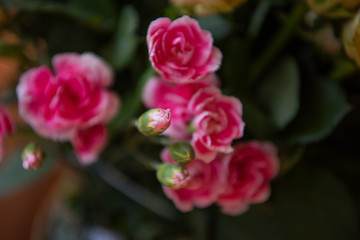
[217,141,279,215]
[142,75,218,139]
[161,148,230,212]
[143,76,244,163]
[147,16,222,83]
[72,124,108,165]
[0,106,14,138]
[189,87,245,162]
[0,106,14,161]
[17,52,120,164]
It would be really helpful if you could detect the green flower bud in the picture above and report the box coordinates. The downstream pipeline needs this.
[137,108,171,136]
[22,142,45,170]
[168,141,195,165]
[156,164,190,190]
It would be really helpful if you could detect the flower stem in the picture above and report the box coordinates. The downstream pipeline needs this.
[94,161,178,220]
[247,0,272,40]
[128,149,162,170]
[249,1,307,83]
[329,59,357,82]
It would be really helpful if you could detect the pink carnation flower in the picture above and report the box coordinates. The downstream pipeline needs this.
[142,75,218,139]
[142,76,244,163]
[189,87,245,162]
[0,106,14,138]
[147,16,222,83]
[72,124,108,165]
[17,52,120,164]
[0,106,14,161]
[161,148,230,212]
[217,141,279,215]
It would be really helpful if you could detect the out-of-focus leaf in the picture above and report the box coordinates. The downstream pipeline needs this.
[66,0,116,23]
[196,14,231,42]
[2,0,63,12]
[133,220,162,240]
[222,38,251,95]
[218,165,359,240]
[242,97,278,139]
[0,141,57,196]
[102,5,139,71]
[249,1,306,82]
[247,0,271,39]
[0,41,23,58]
[278,145,305,175]
[329,59,357,82]
[164,5,179,20]
[188,210,208,240]
[3,0,116,29]
[258,56,300,130]
[109,67,155,134]
[284,79,351,143]
[47,22,100,54]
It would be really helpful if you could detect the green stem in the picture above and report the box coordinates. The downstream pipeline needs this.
[121,133,163,170]
[249,1,307,83]
[146,136,171,146]
[247,0,272,39]
[128,150,162,170]
[95,161,178,220]
[329,59,357,82]
[108,67,155,137]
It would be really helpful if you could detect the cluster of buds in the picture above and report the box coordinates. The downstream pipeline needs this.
[22,142,45,170]
[136,109,196,190]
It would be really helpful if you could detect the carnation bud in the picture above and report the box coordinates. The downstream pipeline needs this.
[22,142,45,170]
[137,108,171,136]
[156,163,190,190]
[168,141,195,165]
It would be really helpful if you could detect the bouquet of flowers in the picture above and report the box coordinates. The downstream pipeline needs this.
[0,0,359,239]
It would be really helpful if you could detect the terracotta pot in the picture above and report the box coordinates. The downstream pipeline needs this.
[0,163,65,240]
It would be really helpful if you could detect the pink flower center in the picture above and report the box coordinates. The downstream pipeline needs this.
[170,34,194,65]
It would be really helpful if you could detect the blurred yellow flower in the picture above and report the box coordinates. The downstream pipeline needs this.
[305,0,360,18]
[171,0,247,15]
[342,11,360,66]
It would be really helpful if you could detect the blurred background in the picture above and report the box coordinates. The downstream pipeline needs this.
[0,0,360,239]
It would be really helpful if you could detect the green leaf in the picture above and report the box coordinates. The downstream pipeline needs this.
[66,0,116,22]
[242,97,278,139]
[109,67,155,135]
[196,14,231,42]
[0,41,23,58]
[247,0,271,39]
[222,38,252,95]
[258,56,300,130]
[0,141,57,196]
[3,0,116,29]
[218,165,359,240]
[164,5,179,20]
[102,5,139,71]
[47,21,100,54]
[284,79,351,143]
